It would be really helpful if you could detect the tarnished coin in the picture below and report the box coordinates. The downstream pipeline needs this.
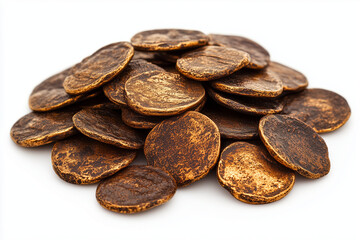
[103,59,164,107]
[63,42,134,95]
[176,46,250,81]
[73,108,145,149]
[132,50,171,66]
[211,68,283,98]
[10,109,77,147]
[144,111,221,186]
[207,87,284,115]
[125,71,205,116]
[96,165,176,214]
[268,62,308,92]
[259,115,330,179]
[282,88,351,133]
[217,141,295,204]
[209,34,270,69]
[201,103,260,140]
[131,29,209,51]
[52,135,137,184]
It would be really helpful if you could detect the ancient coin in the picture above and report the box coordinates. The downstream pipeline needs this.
[103,59,164,107]
[217,141,295,204]
[125,71,205,116]
[211,68,283,97]
[201,103,260,140]
[259,114,330,179]
[10,109,77,147]
[72,108,145,149]
[96,165,176,214]
[207,87,284,115]
[282,88,351,133]
[144,111,221,186]
[63,42,134,95]
[268,62,308,92]
[52,135,137,184]
[176,46,250,81]
[131,29,209,51]
[209,34,270,69]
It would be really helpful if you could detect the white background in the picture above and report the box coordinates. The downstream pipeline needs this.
[1,0,359,239]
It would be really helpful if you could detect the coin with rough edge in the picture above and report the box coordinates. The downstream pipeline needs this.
[63,42,134,95]
[282,88,351,133]
[176,46,250,81]
[211,68,283,97]
[131,29,209,51]
[209,34,270,69]
[96,165,177,214]
[201,103,260,140]
[259,115,330,179]
[72,108,145,149]
[125,71,205,116]
[10,109,78,147]
[268,62,308,92]
[52,135,137,184]
[207,87,284,115]
[144,111,221,186]
[217,141,295,204]
[103,59,164,107]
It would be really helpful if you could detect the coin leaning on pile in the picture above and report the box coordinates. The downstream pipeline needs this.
[10,29,351,213]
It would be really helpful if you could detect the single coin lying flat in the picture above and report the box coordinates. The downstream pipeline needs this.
[176,46,250,81]
[64,42,134,95]
[131,29,209,51]
[282,88,351,133]
[217,141,295,204]
[209,34,270,69]
[72,108,145,149]
[145,111,221,186]
[96,165,177,214]
[52,135,137,184]
[259,114,330,179]
[10,109,78,147]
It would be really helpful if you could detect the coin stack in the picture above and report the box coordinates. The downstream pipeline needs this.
[10,29,351,213]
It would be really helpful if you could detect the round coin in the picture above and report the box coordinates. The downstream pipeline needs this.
[72,108,145,149]
[63,42,134,95]
[176,46,250,81]
[96,165,177,214]
[209,34,270,69]
[259,115,330,179]
[217,141,295,204]
[144,111,221,186]
[131,29,209,51]
[52,135,137,184]
[125,71,205,116]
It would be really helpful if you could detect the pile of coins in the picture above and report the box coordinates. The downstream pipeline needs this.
[10,29,351,213]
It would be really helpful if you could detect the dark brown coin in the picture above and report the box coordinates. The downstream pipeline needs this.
[125,71,205,116]
[132,50,171,66]
[217,141,295,204]
[259,115,330,179]
[209,34,270,69]
[176,46,250,81]
[103,59,164,107]
[10,109,77,147]
[52,135,137,184]
[96,165,176,214]
[63,42,134,95]
[282,88,351,133]
[201,103,260,140]
[207,87,284,115]
[268,62,308,92]
[72,108,145,149]
[131,29,209,51]
[144,111,221,186]
[211,68,283,98]
[156,49,188,63]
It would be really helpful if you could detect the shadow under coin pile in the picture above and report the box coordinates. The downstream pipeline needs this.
[10,29,351,213]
